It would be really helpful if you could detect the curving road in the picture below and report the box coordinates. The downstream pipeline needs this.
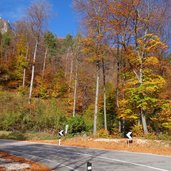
[0,140,171,171]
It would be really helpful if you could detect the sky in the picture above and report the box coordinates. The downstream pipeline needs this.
[0,0,80,38]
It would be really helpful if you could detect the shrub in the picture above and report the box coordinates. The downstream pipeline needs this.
[157,133,171,141]
[0,92,68,132]
[97,129,109,138]
[0,112,25,131]
[68,116,86,134]
[131,125,144,137]
[83,105,94,132]
[144,132,157,140]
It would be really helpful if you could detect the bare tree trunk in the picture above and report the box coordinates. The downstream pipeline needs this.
[22,45,29,87]
[116,61,121,132]
[119,120,121,133]
[139,58,148,134]
[69,55,73,87]
[65,48,70,77]
[122,118,125,137]
[116,40,121,133]
[42,47,48,78]
[93,61,100,136]
[138,113,141,127]
[22,69,26,87]
[73,59,78,117]
[29,40,38,101]
[141,109,148,134]
[102,58,107,131]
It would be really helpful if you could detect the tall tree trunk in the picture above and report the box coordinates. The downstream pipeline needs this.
[141,109,148,134]
[29,40,38,101]
[116,61,122,133]
[69,56,73,87]
[93,61,100,136]
[23,69,26,87]
[138,113,141,127]
[42,47,48,78]
[73,58,78,117]
[64,48,70,77]
[139,59,148,134]
[122,118,125,137]
[22,45,29,87]
[102,58,107,131]
[116,39,121,133]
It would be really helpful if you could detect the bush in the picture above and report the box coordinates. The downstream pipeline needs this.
[68,116,86,134]
[0,112,26,131]
[157,133,171,141]
[0,92,68,132]
[83,105,94,132]
[144,132,157,140]
[97,129,109,138]
[131,125,144,137]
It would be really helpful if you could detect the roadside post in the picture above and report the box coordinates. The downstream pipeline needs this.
[87,162,92,171]
[58,130,64,145]
[65,124,69,134]
[126,131,133,146]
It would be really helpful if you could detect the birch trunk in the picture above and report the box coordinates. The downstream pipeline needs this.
[69,56,73,87]
[29,40,38,101]
[22,45,29,87]
[139,52,148,134]
[73,59,78,117]
[64,48,69,77]
[42,47,48,78]
[93,62,100,136]
[116,61,121,132]
[116,41,121,132]
[102,58,107,130]
[22,69,26,87]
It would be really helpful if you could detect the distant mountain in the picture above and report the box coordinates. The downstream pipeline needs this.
[0,17,10,34]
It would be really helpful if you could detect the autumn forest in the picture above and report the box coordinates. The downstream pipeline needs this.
[0,0,171,139]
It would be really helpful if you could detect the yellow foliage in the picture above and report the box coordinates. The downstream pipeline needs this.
[16,34,27,56]
[137,34,167,53]
[144,56,159,66]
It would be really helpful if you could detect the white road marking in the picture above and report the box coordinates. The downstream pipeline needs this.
[23,145,169,171]
[53,150,169,171]
[98,156,169,171]
[1,141,170,171]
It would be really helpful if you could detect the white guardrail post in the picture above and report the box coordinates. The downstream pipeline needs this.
[87,162,92,171]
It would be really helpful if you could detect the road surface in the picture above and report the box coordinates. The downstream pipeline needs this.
[0,140,171,171]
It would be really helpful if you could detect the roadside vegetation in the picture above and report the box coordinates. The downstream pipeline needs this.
[0,0,171,144]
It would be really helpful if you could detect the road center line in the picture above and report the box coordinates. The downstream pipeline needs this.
[98,156,169,171]
[1,143,169,171]
[20,145,169,171]
[71,152,169,171]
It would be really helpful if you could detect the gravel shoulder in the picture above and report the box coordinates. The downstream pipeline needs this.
[0,151,51,171]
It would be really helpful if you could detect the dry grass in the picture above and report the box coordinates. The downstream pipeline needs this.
[29,137,171,156]
[0,151,51,171]
[63,137,171,155]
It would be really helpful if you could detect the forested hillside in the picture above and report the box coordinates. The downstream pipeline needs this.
[0,0,171,139]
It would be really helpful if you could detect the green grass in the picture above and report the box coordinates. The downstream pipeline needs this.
[0,131,57,140]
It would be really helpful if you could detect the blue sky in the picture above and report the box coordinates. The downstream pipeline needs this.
[0,0,80,38]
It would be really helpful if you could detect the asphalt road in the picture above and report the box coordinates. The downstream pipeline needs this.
[0,140,171,171]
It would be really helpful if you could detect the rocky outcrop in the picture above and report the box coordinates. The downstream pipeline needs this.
[0,17,10,34]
